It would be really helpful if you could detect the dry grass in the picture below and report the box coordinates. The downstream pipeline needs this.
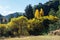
[0,36,60,40]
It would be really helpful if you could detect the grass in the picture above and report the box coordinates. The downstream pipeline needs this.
[0,36,60,40]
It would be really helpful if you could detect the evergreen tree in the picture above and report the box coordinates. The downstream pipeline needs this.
[49,9,56,16]
[25,4,34,19]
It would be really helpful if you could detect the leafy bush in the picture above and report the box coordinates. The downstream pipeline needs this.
[0,24,8,37]
[27,18,44,35]
[7,16,29,36]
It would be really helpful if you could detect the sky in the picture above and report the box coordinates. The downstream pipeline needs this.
[0,0,49,16]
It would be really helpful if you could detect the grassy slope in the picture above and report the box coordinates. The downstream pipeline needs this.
[0,36,60,40]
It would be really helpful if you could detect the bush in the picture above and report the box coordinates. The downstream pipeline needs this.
[0,24,8,37]
[7,16,29,36]
[0,15,58,37]
[27,18,44,35]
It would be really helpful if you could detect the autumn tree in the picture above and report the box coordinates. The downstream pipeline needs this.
[35,9,40,19]
[35,8,44,19]
[40,8,44,16]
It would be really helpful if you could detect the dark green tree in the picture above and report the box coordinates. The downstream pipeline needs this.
[52,0,60,2]
[56,5,60,18]
[49,9,56,16]
[49,6,60,31]
[25,4,34,19]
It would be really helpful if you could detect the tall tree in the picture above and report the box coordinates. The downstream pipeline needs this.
[40,8,44,16]
[33,3,43,15]
[35,9,40,19]
[56,5,60,18]
[49,5,60,31]
[25,4,34,19]
[35,8,44,19]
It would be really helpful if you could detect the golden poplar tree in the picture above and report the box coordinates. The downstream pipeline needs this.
[40,8,44,17]
[35,9,40,19]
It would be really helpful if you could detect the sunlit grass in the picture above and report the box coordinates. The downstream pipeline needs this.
[0,36,60,40]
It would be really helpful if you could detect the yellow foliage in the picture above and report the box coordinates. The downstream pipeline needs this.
[11,18,17,22]
[48,15,55,20]
[40,8,44,16]
[7,16,28,29]
[17,16,28,22]
[43,15,58,21]
[34,8,58,21]
[0,24,8,28]
[48,15,58,21]
[7,21,17,28]
[35,8,44,19]
[27,18,43,30]
[35,9,40,19]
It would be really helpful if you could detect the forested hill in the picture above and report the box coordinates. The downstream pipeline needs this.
[0,0,60,24]
[0,0,60,37]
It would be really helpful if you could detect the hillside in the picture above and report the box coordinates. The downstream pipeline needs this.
[0,0,60,38]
